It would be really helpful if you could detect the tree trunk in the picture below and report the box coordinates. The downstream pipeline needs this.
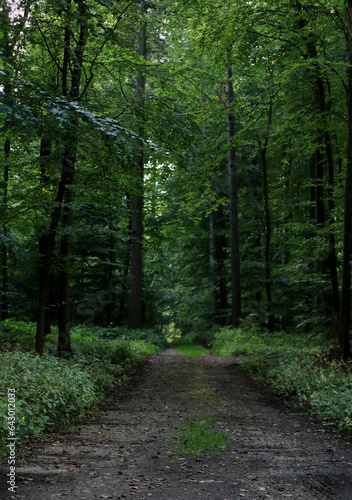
[129,160,144,329]
[226,54,241,327]
[210,206,228,326]
[200,65,228,327]
[338,1,352,359]
[57,1,88,352]
[129,2,147,329]
[106,222,115,325]
[1,6,12,321]
[260,100,274,331]
[324,115,340,316]
[57,145,75,352]
[38,137,52,335]
[311,50,340,316]
[1,138,10,320]
[297,0,340,318]
[36,165,66,355]
[309,155,316,220]
[315,148,325,227]
[117,194,132,326]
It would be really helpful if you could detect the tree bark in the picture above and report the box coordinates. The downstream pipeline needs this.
[106,221,115,325]
[129,2,147,329]
[200,64,228,327]
[1,5,12,321]
[35,0,88,354]
[226,54,241,327]
[311,48,340,316]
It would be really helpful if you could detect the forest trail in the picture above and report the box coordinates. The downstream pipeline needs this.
[2,348,352,500]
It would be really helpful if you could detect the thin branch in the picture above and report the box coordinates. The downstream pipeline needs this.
[79,1,135,99]
[113,105,130,119]
[1,205,42,221]
[33,18,62,72]
[247,27,301,51]
[323,61,348,95]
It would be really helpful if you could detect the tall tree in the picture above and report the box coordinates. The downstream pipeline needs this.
[129,1,147,329]
[296,0,340,316]
[226,52,241,327]
[57,0,89,352]
[338,0,352,359]
[35,0,89,353]
[258,97,274,331]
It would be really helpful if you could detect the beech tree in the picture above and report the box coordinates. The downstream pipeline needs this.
[226,55,241,327]
[337,0,352,359]
[129,1,147,330]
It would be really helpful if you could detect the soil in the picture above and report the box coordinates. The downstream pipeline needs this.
[1,347,352,500]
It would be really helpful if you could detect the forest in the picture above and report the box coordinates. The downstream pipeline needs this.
[2,0,352,451]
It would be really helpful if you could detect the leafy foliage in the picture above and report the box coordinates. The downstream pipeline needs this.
[212,324,352,433]
[0,351,98,451]
[0,321,162,456]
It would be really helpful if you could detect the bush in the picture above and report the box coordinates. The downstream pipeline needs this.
[0,323,164,456]
[266,356,352,432]
[98,326,167,350]
[212,323,352,433]
[0,319,38,351]
[0,351,98,454]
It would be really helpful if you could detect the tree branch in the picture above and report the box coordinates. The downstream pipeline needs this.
[33,18,62,73]
[79,1,135,99]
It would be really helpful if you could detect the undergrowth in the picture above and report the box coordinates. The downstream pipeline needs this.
[0,319,164,456]
[212,319,352,434]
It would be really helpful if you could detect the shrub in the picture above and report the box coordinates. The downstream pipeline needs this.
[0,351,97,455]
[0,323,164,456]
[212,324,352,433]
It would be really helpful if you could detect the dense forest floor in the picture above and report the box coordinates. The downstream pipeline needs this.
[1,347,352,500]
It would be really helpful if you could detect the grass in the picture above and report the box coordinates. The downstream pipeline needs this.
[174,339,207,356]
[174,413,228,454]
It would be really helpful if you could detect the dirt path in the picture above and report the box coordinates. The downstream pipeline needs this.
[1,348,352,499]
